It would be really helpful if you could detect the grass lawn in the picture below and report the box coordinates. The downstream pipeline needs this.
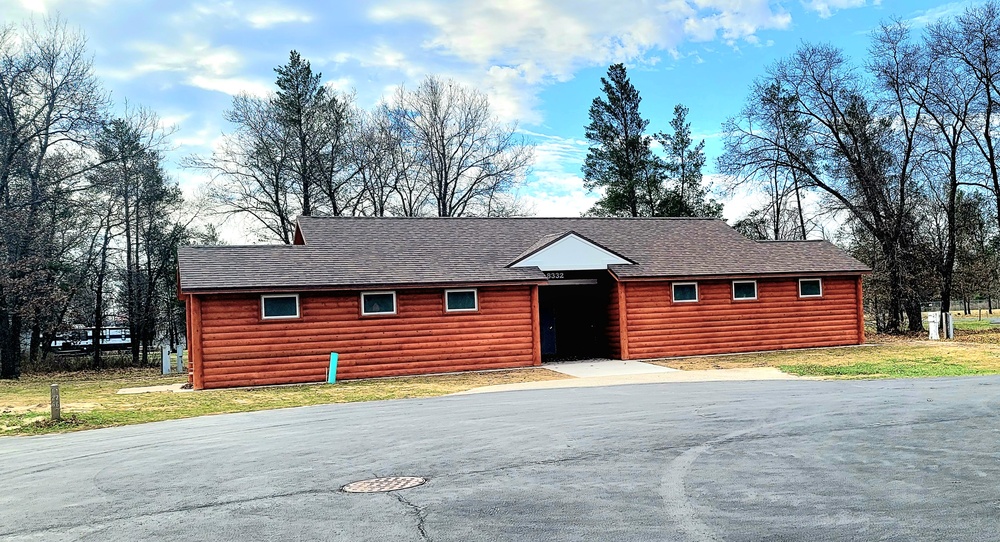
[650,340,1000,379]
[0,368,568,437]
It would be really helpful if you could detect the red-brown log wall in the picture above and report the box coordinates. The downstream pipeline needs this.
[606,284,622,359]
[190,286,536,389]
[623,276,863,359]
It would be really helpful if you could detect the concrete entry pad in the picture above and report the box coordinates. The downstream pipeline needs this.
[544,359,678,377]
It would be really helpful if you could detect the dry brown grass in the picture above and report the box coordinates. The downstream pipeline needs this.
[0,367,568,436]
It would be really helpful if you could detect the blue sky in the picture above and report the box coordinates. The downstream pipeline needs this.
[4,0,980,235]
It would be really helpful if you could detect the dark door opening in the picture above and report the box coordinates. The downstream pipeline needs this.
[538,281,609,361]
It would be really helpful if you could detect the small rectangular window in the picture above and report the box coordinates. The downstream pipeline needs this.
[799,278,823,297]
[262,294,299,319]
[732,281,757,300]
[672,282,698,303]
[445,289,478,312]
[361,291,396,315]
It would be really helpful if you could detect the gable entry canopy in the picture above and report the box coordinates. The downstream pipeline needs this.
[509,231,635,272]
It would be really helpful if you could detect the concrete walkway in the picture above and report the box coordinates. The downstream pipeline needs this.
[543,359,678,378]
[455,366,802,395]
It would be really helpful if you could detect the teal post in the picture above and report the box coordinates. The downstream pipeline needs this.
[327,353,338,384]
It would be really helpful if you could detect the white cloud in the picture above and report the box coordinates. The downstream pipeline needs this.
[107,38,271,96]
[188,74,272,96]
[905,1,974,28]
[801,0,880,19]
[371,0,791,76]
[190,2,314,29]
[523,187,598,217]
[323,77,354,92]
[518,132,595,216]
[16,0,107,14]
[126,39,242,77]
[367,0,794,122]
[245,7,313,28]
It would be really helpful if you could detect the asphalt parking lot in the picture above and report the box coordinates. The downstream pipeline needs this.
[2,377,998,541]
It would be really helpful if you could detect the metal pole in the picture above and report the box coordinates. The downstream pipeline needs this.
[50,384,61,421]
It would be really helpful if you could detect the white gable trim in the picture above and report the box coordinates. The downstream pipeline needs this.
[510,233,633,272]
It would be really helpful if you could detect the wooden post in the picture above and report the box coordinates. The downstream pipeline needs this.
[617,281,630,360]
[530,285,541,366]
[176,347,184,373]
[50,384,61,421]
[190,295,205,389]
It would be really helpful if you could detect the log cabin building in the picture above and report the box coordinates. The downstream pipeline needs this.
[176,217,870,389]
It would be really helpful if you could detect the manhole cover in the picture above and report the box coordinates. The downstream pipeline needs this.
[342,476,426,493]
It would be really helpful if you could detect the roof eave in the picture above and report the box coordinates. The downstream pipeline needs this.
[179,278,549,296]
[615,269,871,282]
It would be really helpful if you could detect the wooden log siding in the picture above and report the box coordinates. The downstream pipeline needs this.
[193,286,536,389]
[606,283,623,359]
[623,277,863,359]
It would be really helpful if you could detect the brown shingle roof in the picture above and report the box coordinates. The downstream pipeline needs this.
[177,217,870,293]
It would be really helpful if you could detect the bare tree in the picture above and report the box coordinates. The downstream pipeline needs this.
[0,18,108,378]
[720,81,814,240]
[721,42,925,333]
[874,20,981,317]
[186,94,298,243]
[394,76,532,217]
[928,2,1000,232]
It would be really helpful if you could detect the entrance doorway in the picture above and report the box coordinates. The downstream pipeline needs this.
[538,277,610,361]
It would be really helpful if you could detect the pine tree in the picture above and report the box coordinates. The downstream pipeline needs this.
[272,50,327,216]
[582,64,663,217]
[655,104,723,218]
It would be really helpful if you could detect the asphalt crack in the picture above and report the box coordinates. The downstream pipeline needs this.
[393,492,431,542]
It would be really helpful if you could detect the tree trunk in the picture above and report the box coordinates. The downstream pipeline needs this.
[881,244,903,333]
[92,280,104,370]
[791,168,807,240]
[28,323,40,365]
[905,298,924,333]
[1,311,22,379]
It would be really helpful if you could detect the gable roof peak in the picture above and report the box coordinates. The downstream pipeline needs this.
[508,230,635,271]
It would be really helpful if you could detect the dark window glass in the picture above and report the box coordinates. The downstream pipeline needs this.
[363,293,395,314]
[673,283,698,302]
[446,290,477,311]
[263,296,298,318]
[733,282,757,299]
[800,279,822,297]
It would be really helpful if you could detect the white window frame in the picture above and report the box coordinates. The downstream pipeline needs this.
[361,291,397,316]
[261,294,300,319]
[732,280,758,301]
[672,282,699,303]
[445,288,478,312]
[799,278,823,298]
